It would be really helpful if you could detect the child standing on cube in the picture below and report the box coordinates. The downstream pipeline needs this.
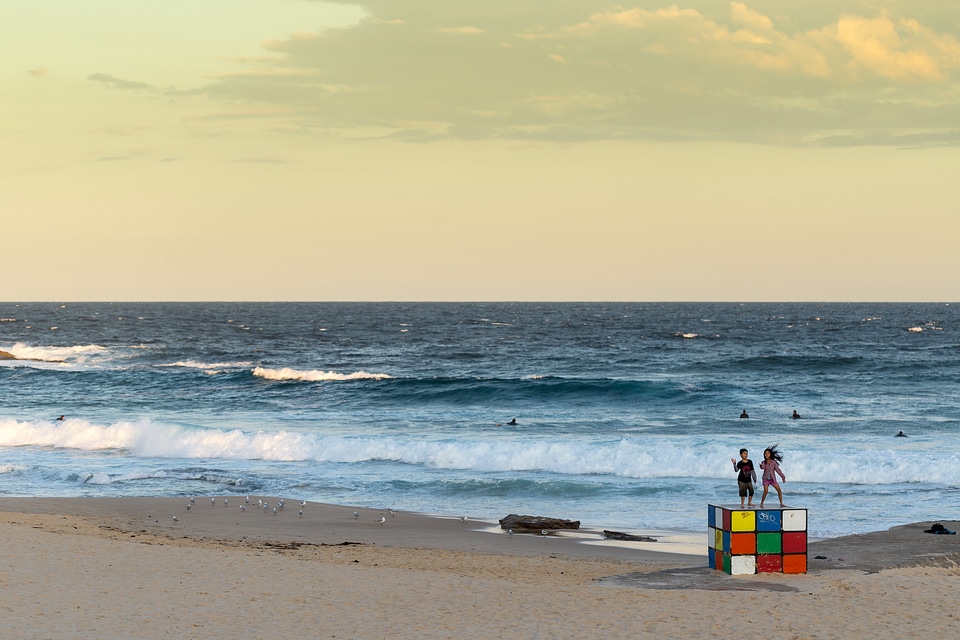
[759,444,787,507]
[731,448,757,508]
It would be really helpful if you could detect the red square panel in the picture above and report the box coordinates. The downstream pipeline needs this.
[730,533,756,555]
[722,509,731,531]
[783,532,806,554]
[783,554,807,574]
[757,554,782,573]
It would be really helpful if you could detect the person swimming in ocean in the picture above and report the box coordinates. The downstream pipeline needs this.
[740,410,749,419]
[791,410,801,419]
[507,418,517,426]
[56,415,65,421]
[895,431,908,437]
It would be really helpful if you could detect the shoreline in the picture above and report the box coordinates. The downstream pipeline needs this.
[2,496,960,639]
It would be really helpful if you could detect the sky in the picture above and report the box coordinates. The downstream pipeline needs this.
[3,0,959,301]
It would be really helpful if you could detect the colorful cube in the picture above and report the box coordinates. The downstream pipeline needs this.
[708,503,807,575]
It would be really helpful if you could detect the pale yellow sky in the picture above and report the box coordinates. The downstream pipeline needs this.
[3,1,959,301]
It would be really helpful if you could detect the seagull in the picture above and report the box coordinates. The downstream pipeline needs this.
[240,505,245,512]
[389,509,396,517]
[273,507,278,515]
[461,516,468,523]
[189,496,195,504]
[258,499,263,507]
[172,516,178,523]
[353,511,359,520]
[224,499,229,507]
[278,500,284,510]
[376,515,386,526]
[541,530,549,536]
[299,501,306,508]
[263,504,269,512]
[211,497,216,506]
[508,529,514,537]
[186,504,191,512]
[299,509,304,518]
[245,496,250,504]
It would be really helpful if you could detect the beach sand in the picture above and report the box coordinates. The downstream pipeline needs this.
[1,497,958,639]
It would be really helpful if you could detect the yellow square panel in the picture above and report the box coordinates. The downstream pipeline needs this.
[730,510,756,532]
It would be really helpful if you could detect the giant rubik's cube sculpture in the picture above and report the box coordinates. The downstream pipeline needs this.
[708,504,808,574]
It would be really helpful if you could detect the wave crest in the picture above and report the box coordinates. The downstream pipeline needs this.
[252,367,392,381]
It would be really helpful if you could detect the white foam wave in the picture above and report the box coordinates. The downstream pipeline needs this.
[162,360,252,375]
[252,367,392,381]
[2,419,956,486]
[0,342,108,363]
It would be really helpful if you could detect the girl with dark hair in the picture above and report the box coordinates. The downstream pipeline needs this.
[759,444,786,508]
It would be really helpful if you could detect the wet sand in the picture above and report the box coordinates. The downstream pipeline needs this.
[1,496,958,639]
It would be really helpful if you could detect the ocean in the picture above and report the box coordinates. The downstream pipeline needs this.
[1,302,957,538]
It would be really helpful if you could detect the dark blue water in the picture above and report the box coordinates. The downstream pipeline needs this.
[2,302,958,537]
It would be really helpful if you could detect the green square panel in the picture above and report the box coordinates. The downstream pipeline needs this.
[757,532,782,554]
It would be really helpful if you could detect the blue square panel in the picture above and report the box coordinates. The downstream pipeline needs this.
[756,509,782,532]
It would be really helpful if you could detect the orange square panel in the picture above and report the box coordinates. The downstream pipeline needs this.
[730,532,756,555]
[783,554,807,574]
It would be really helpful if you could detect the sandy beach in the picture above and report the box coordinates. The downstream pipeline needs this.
[1,497,959,639]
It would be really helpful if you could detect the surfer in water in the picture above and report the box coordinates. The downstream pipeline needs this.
[507,418,517,426]
[740,410,749,419]
[791,410,801,419]
[56,415,65,421]
[895,431,908,437]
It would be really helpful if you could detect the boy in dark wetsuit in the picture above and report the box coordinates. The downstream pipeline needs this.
[731,448,757,507]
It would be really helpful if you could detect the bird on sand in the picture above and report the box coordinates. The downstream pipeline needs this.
[240,505,245,512]
[377,514,386,525]
[354,511,359,520]
[211,498,216,505]
[172,516,178,523]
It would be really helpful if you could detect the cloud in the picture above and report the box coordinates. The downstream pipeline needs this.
[436,26,485,35]
[88,73,156,91]
[183,1,960,146]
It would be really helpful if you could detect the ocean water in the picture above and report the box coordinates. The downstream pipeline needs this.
[1,302,958,538]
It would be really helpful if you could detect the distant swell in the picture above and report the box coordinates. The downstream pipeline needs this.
[366,376,694,405]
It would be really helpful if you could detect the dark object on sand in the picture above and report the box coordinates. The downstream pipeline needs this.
[924,522,956,535]
[499,514,580,532]
[603,530,657,542]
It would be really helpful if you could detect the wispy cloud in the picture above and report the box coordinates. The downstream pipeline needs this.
[165,1,960,146]
[88,73,156,91]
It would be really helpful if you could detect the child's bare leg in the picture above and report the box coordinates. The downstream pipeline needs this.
[760,485,768,507]
[775,484,784,507]
[747,486,754,507]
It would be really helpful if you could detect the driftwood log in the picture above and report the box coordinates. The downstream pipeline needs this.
[603,530,657,542]
[499,514,580,532]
